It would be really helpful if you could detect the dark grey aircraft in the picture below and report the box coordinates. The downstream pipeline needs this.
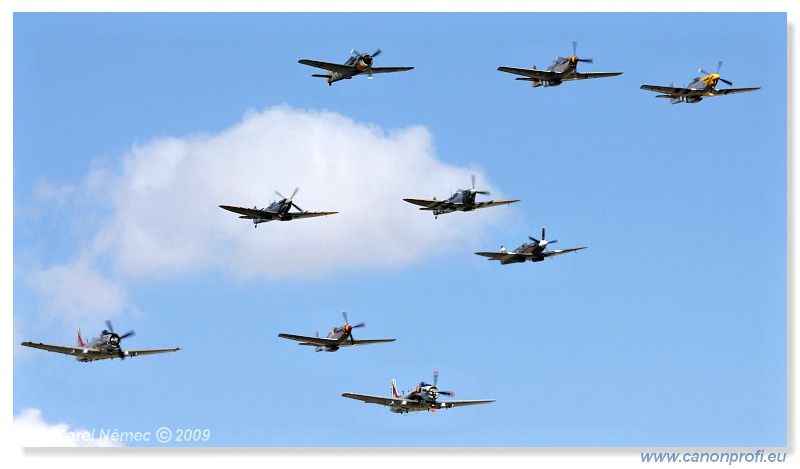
[497,41,623,88]
[403,175,519,219]
[219,187,337,227]
[21,320,180,362]
[343,370,495,414]
[278,311,396,352]
[299,48,414,86]
[475,226,587,265]
[640,60,760,104]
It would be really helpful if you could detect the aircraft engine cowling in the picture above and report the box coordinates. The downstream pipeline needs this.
[427,387,440,401]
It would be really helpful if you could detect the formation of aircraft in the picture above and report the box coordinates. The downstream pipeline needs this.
[299,48,414,86]
[278,311,396,352]
[640,60,760,104]
[21,321,181,362]
[475,226,587,265]
[20,46,759,424]
[497,41,623,88]
[403,175,520,219]
[342,370,495,414]
[219,187,337,227]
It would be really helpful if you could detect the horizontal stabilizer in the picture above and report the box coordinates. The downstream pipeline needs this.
[311,74,329,78]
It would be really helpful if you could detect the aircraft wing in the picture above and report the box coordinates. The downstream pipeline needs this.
[541,247,588,258]
[341,393,401,407]
[708,87,761,96]
[21,341,107,359]
[497,66,558,80]
[298,59,354,74]
[403,198,453,210]
[639,84,703,98]
[473,199,521,209]
[284,211,338,220]
[474,251,527,262]
[21,342,180,360]
[122,348,181,357]
[475,247,586,261]
[437,399,496,408]
[367,66,414,74]
[641,84,760,98]
[219,205,277,220]
[278,334,394,347]
[563,72,623,80]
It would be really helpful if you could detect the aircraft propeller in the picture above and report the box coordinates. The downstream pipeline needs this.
[431,370,455,399]
[528,226,559,248]
[470,174,491,196]
[570,40,594,64]
[352,48,382,77]
[699,59,734,86]
[105,320,135,359]
[339,310,366,344]
[275,187,304,212]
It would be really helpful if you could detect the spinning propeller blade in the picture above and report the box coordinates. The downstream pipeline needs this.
[432,370,455,397]
[470,174,491,196]
[341,310,366,343]
[700,60,734,86]
[529,227,558,246]
[571,40,594,63]
[276,187,304,212]
[105,319,135,359]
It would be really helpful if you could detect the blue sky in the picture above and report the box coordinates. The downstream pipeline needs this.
[6,4,793,466]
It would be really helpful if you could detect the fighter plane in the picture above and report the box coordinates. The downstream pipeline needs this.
[278,311,396,352]
[219,187,337,227]
[20,320,181,362]
[475,226,587,265]
[342,370,495,414]
[640,60,760,104]
[497,41,623,88]
[403,175,519,219]
[298,48,414,86]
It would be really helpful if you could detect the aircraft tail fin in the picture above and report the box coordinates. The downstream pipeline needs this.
[391,379,401,398]
[76,328,85,347]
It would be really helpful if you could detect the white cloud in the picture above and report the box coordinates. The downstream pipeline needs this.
[28,256,131,324]
[23,105,516,324]
[13,408,123,447]
[90,105,514,279]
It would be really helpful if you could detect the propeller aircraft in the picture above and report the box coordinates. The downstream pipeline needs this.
[497,41,623,88]
[640,60,760,104]
[342,370,495,414]
[21,320,181,362]
[299,48,414,86]
[475,226,587,264]
[403,175,519,219]
[278,311,396,352]
[219,187,337,227]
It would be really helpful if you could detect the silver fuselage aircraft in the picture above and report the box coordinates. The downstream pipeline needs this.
[219,187,337,227]
[21,321,180,362]
[640,60,760,104]
[299,48,413,86]
[343,371,495,414]
[278,311,395,352]
[497,41,622,88]
[403,175,519,219]
[476,226,587,265]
